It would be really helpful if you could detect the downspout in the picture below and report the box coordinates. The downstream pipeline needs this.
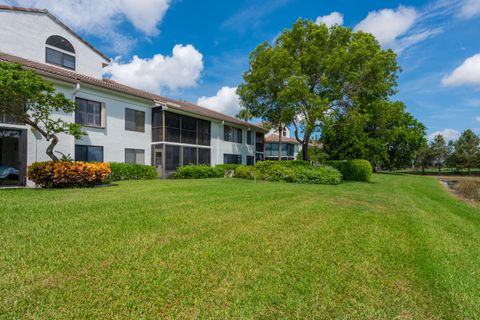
[218,121,224,164]
[72,82,81,100]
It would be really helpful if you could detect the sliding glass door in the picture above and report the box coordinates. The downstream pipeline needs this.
[0,128,26,186]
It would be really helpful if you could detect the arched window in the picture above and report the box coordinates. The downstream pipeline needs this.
[45,35,75,70]
[46,35,75,53]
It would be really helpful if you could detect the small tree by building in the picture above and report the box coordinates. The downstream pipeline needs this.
[0,62,85,162]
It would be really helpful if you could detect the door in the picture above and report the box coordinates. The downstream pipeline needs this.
[152,144,163,178]
[0,128,26,186]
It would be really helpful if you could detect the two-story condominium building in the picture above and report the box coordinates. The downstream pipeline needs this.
[263,126,301,161]
[0,5,267,186]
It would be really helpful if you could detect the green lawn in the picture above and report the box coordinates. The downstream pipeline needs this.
[1,175,479,319]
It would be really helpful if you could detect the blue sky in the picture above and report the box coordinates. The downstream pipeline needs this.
[4,0,480,140]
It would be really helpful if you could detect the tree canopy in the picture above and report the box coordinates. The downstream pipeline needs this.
[0,62,84,161]
[237,19,411,161]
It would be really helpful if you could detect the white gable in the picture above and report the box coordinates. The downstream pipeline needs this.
[0,9,109,78]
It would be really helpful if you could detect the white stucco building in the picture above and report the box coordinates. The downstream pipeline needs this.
[0,5,267,186]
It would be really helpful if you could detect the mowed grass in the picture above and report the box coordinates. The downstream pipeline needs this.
[1,175,480,319]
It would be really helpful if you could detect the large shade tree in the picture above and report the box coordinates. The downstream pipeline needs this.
[322,100,426,169]
[0,62,84,161]
[238,19,401,160]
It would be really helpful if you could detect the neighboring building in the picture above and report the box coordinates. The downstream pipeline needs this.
[0,6,267,185]
[264,126,301,161]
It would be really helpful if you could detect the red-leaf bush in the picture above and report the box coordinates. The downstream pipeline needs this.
[28,161,111,188]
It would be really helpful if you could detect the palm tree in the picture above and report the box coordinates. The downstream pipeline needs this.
[236,108,253,121]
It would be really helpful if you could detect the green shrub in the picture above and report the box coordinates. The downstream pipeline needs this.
[232,162,341,185]
[176,165,224,179]
[326,160,372,182]
[255,160,310,171]
[109,162,157,181]
[234,165,260,180]
[28,161,111,188]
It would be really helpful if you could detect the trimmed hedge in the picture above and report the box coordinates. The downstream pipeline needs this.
[175,161,342,185]
[255,160,310,171]
[28,161,111,188]
[176,165,224,179]
[249,162,341,185]
[326,160,372,182]
[109,162,157,181]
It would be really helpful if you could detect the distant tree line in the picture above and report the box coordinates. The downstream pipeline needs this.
[415,130,480,175]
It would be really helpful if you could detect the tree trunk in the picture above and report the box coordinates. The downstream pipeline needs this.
[24,119,59,162]
[46,135,59,162]
[278,124,282,161]
[302,142,309,161]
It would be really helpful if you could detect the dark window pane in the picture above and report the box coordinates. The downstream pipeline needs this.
[247,156,255,165]
[152,108,163,127]
[236,128,243,143]
[75,145,103,162]
[46,35,75,53]
[76,98,102,127]
[46,47,62,65]
[152,108,163,142]
[125,109,135,131]
[166,128,180,142]
[125,149,135,164]
[165,112,180,128]
[125,149,145,164]
[198,119,211,146]
[198,148,210,165]
[135,111,145,132]
[181,129,196,144]
[88,146,103,162]
[75,145,86,162]
[181,116,196,130]
[183,147,197,165]
[223,154,242,165]
[165,145,180,171]
[165,112,181,142]
[125,108,145,132]
[63,54,75,69]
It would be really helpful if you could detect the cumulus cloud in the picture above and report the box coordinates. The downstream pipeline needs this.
[428,128,461,141]
[315,12,344,27]
[458,0,480,19]
[443,53,480,87]
[1,0,171,53]
[104,44,204,93]
[196,87,241,117]
[354,5,439,53]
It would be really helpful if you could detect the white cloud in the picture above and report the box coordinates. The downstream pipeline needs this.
[476,116,480,123]
[355,6,417,46]
[428,128,461,141]
[354,5,439,53]
[2,0,171,53]
[316,12,344,27]
[104,44,204,93]
[459,0,480,19]
[442,53,480,87]
[196,87,241,117]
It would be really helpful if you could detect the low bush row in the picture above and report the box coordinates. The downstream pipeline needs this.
[176,165,224,179]
[175,160,342,185]
[325,160,372,182]
[108,162,157,181]
[240,161,342,185]
[28,161,111,188]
